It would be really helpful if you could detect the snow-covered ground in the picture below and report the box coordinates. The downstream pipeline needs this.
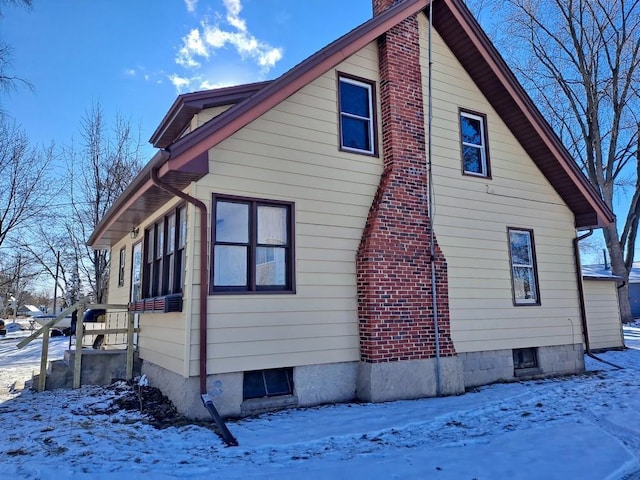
[1,323,639,480]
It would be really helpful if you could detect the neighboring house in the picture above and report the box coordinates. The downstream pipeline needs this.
[88,0,614,418]
[17,305,43,317]
[628,264,640,319]
[581,265,624,351]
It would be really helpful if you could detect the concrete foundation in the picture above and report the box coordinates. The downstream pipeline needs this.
[141,344,584,419]
[357,356,465,402]
[141,361,210,419]
[295,362,358,407]
[142,360,361,419]
[460,343,585,388]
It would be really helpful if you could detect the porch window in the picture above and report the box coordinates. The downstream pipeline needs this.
[460,109,490,177]
[117,247,126,287]
[143,204,187,299]
[212,195,294,293]
[338,73,377,155]
[508,228,540,305]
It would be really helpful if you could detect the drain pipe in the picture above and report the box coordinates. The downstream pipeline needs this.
[573,230,623,370]
[150,168,238,446]
[427,0,442,396]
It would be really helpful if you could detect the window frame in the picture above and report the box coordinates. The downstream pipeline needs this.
[513,347,538,370]
[117,247,126,287]
[337,72,378,156]
[507,227,541,306]
[142,204,187,299]
[243,368,294,400]
[211,194,295,295]
[459,108,491,178]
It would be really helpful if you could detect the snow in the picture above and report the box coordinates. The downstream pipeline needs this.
[1,324,639,480]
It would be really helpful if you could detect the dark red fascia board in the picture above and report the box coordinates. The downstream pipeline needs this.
[150,81,272,149]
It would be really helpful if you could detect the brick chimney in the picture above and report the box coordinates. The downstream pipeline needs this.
[356,0,461,400]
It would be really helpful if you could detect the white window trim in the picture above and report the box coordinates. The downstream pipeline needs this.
[339,76,375,155]
[508,228,539,305]
[461,111,488,177]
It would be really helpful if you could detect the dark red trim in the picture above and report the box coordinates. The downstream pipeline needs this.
[210,193,296,295]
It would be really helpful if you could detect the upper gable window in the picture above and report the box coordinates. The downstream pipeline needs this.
[338,74,376,155]
[460,109,490,177]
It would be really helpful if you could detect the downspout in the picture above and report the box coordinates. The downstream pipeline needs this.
[151,167,210,394]
[573,230,622,369]
[150,167,239,446]
[427,0,442,396]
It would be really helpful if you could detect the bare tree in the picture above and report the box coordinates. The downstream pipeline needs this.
[0,0,33,110]
[469,0,640,323]
[0,253,39,317]
[17,225,76,307]
[0,118,54,250]
[67,103,144,303]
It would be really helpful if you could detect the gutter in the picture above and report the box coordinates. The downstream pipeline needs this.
[573,230,622,369]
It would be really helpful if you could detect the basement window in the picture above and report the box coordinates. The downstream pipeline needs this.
[243,368,294,400]
[513,347,538,370]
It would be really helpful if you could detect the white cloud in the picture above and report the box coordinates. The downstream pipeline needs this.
[176,29,209,68]
[185,0,198,13]
[124,68,136,77]
[168,74,192,92]
[171,0,283,92]
[199,79,234,90]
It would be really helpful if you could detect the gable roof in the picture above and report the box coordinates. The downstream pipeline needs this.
[149,81,271,149]
[88,0,613,249]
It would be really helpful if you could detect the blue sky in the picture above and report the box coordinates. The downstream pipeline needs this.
[1,0,372,158]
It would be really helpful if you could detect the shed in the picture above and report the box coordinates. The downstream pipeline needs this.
[582,265,624,351]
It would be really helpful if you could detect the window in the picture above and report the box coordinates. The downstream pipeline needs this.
[460,109,490,177]
[513,347,538,370]
[338,74,376,155]
[117,247,126,287]
[508,228,540,305]
[212,195,294,293]
[142,205,187,298]
[243,368,294,400]
[131,242,142,302]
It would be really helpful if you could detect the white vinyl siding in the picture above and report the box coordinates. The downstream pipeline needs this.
[419,16,582,353]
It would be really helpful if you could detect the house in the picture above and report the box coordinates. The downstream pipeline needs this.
[17,304,43,317]
[627,263,640,319]
[88,0,614,418]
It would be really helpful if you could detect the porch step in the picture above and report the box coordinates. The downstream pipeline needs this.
[34,349,141,391]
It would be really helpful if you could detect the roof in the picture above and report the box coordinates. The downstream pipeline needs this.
[149,81,271,149]
[88,0,614,249]
[581,265,623,281]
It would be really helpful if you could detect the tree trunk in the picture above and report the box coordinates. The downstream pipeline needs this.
[617,282,633,325]
[604,223,633,323]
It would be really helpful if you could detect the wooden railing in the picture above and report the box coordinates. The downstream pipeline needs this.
[16,298,139,392]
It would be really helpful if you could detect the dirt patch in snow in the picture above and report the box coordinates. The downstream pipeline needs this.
[85,380,214,430]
